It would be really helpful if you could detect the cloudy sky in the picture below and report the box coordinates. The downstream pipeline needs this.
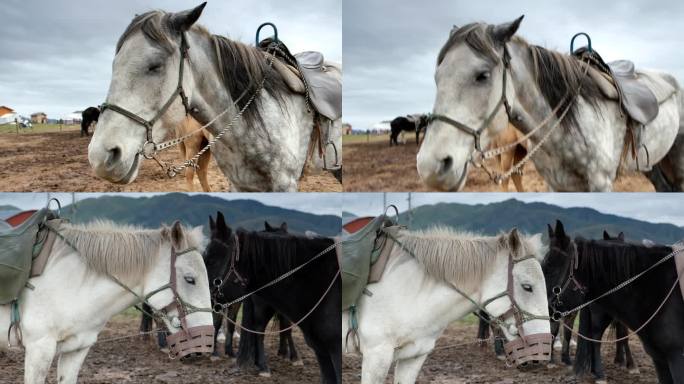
[0,192,342,217]
[1,0,341,119]
[343,193,684,227]
[343,0,684,130]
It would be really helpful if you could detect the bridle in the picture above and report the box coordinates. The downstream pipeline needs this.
[100,33,192,161]
[210,233,247,303]
[548,242,587,321]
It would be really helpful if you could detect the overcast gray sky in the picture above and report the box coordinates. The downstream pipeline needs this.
[343,0,684,130]
[343,193,684,227]
[0,192,342,217]
[0,0,341,119]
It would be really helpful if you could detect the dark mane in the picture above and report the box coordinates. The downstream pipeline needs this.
[575,237,673,288]
[115,10,289,131]
[438,22,604,132]
[238,229,334,281]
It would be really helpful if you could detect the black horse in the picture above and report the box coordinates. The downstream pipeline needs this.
[544,220,684,383]
[81,106,100,137]
[389,114,428,146]
[205,212,341,383]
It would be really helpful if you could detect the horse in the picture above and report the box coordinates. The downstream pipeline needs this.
[177,116,212,192]
[544,220,684,383]
[343,227,552,383]
[417,16,682,191]
[491,124,527,192]
[0,220,214,383]
[80,106,99,137]
[204,212,341,383]
[88,3,342,191]
[389,114,428,146]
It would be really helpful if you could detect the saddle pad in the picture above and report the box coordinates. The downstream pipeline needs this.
[607,60,659,125]
[341,215,394,310]
[0,209,54,304]
[295,52,342,121]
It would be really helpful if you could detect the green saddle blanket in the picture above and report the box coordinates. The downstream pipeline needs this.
[341,215,395,310]
[0,208,56,305]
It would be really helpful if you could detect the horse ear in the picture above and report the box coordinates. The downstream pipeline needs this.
[618,232,625,241]
[280,222,288,232]
[547,224,554,239]
[508,227,522,254]
[603,230,610,240]
[171,220,184,248]
[554,219,566,238]
[169,2,207,33]
[209,215,215,231]
[216,212,230,237]
[450,25,459,36]
[491,15,524,43]
[264,221,274,231]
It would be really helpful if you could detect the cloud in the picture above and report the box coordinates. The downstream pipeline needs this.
[0,0,341,118]
[343,0,684,130]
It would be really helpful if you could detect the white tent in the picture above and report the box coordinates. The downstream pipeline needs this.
[0,112,18,124]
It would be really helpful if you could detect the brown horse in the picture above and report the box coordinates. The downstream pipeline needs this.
[491,124,527,192]
[177,116,212,192]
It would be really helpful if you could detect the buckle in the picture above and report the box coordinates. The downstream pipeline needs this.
[141,141,157,159]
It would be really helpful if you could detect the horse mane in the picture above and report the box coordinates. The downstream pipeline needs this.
[57,220,203,281]
[438,22,603,132]
[237,229,333,280]
[575,237,673,287]
[397,226,545,290]
[115,10,289,132]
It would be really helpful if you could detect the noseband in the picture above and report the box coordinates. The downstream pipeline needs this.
[428,44,513,153]
[100,33,192,160]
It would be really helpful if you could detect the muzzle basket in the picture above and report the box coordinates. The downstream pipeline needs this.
[503,333,553,367]
[167,325,215,359]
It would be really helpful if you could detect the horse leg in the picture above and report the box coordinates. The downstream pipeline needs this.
[155,318,168,350]
[210,311,223,360]
[280,315,302,365]
[476,312,490,346]
[616,322,638,374]
[654,356,674,384]
[24,338,57,384]
[252,301,274,377]
[225,303,240,357]
[56,347,91,384]
[492,326,505,360]
[589,309,613,384]
[561,314,575,366]
[361,346,394,384]
[196,142,211,192]
[277,312,288,358]
[393,353,429,384]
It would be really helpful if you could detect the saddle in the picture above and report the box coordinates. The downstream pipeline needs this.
[340,215,399,311]
[0,209,61,305]
[574,47,659,162]
[259,38,342,121]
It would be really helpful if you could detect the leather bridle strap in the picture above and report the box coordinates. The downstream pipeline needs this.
[211,233,247,299]
[428,44,513,152]
[100,33,191,159]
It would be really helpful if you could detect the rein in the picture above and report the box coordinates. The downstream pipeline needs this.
[429,42,590,185]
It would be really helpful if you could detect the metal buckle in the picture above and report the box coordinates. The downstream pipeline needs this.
[552,286,562,295]
[141,141,157,159]
[551,311,562,322]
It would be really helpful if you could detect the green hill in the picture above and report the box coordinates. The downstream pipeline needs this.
[61,193,340,236]
[400,199,684,244]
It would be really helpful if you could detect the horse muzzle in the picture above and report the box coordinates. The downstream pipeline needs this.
[503,332,553,367]
[166,325,215,359]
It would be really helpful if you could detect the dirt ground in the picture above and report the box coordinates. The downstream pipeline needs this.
[0,130,341,192]
[343,322,658,383]
[343,137,655,192]
[0,314,324,383]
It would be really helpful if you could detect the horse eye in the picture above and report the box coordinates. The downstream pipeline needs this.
[475,71,490,82]
[184,276,196,285]
[521,283,533,292]
[148,63,162,73]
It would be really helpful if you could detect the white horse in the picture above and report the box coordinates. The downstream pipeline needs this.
[418,16,682,191]
[88,3,341,192]
[342,227,550,384]
[0,220,213,384]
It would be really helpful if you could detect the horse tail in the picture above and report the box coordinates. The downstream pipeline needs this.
[236,299,258,367]
[573,307,593,377]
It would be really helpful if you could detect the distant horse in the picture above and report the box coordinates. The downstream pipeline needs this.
[177,116,212,192]
[344,227,551,383]
[491,124,527,192]
[89,4,342,191]
[0,220,213,383]
[544,220,684,383]
[81,107,100,137]
[204,212,341,383]
[418,17,682,191]
[389,114,428,146]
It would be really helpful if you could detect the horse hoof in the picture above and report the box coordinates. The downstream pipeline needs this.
[160,348,170,354]
[496,355,506,361]
[292,360,304,367]
[628,368,640,375]
[210,355,220,362]
[547,363,557,369]
[258,372,272,378]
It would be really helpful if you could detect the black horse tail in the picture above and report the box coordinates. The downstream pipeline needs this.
[236,299,258,367]
[139,303,154,341]
[573,307,593,376]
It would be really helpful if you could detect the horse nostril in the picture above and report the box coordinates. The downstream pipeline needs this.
[439,156,453,174]
[106,146,122,167]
